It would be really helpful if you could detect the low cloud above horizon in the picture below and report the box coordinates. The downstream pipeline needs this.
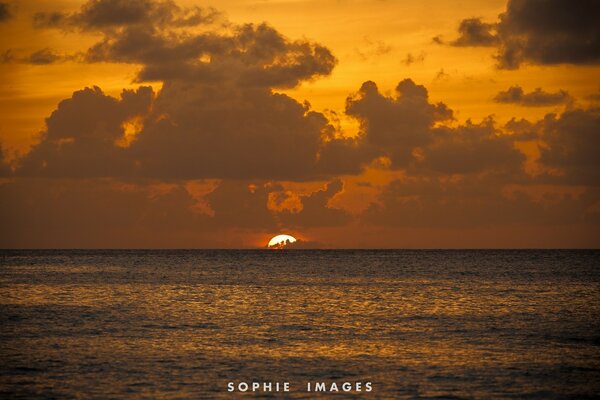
[0,0,598,248]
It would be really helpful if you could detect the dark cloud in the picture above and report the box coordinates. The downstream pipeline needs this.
[448,0,600,68]
[345,79,453,168]
[451,18,498,47]
[18,0,342,181]
[3,0,598,247]
[35,0,335,89]
[27,48,61,65]
[316,136,378,176]
[496,0,600,68]
[278,180,351,228]
[129,82,330,180]
[538,108,600,185]
[18,86,154,178]
[34,0,220,31]
[14,77,530,181]
[494,86,572,106]
[343,79,527,176]
[204,181,277,230]
[0,2,10,22]
[283,239,323,249]
[0,177,354,247]
[417,118,526,175]
[84,22,336,89]
[363,175,600,230]
[0,178,210,248]
[0,48,79,65]
[431,35,444,45]
[14,78,355,182]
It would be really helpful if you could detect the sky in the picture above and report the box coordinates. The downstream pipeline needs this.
[0,0,599,248]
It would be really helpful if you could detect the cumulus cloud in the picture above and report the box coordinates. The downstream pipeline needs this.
[18,86,154,178]
[17,0,344,181]
[35,0,335,89]
[494,86,572,106]
[12,75,543,181]
[278,180,351,227]
[451,18,498,47]
[346,79,453,168]
[342,78,525,176]
[537,108,600,185]
[1,0,598,247]
[447,0,600,69]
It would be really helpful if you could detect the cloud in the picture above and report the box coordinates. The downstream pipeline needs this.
[26,48,62,65]
[537,107,600,185]
[342,79,527,177]
[0,178,213,248]
[345,79,453,168]
[494,86,572,106]
[14,76,531,181]
[363,175,599,230]
[86,22,336,88]
[34,0,221,31]
[0,177,354,247]
[278,180,351,227]
[0,2,10,22]
[355,37,392,61]
[16,0,343,181]
[2,0,599,247]
[431,35,444,45]
[447,0,600,68]
[433,68,449,82]
[35,0,335,89]
[496,0,600,68]
[203,181,277,230]
[17,83,335,180]
[451,18,498,47]
[0,48,81,65]
[0,145,11,176]
[282,239,323,249]
[18,86,154,178]
[416,117,526,175]
[402,51,425,66]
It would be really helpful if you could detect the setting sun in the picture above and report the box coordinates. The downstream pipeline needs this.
[268,234,297,248]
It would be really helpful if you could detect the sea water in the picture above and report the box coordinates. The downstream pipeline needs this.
[1,250,599,398]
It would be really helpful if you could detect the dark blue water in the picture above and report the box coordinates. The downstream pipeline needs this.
[1,250,599,398]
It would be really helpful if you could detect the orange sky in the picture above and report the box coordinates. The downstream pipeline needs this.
[0,0,599,248]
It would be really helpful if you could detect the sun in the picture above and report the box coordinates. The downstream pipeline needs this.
[268,234,297,248]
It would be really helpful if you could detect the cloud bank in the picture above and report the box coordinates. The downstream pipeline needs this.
[0,0,598,247]
[447,0,600,69]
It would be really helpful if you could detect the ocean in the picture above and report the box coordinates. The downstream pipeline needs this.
[1,250,599,398]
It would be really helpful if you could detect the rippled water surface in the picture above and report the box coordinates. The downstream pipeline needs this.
[1,250,599,398]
